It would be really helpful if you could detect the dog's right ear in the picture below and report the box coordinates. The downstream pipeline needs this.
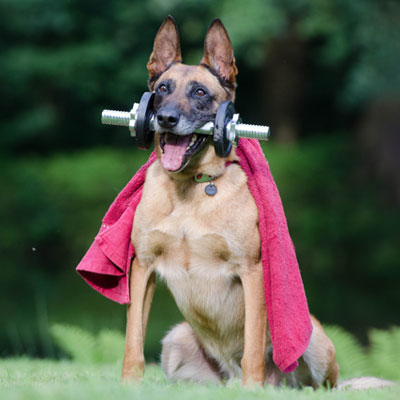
[201,19,238,87]
[147,16,182,88]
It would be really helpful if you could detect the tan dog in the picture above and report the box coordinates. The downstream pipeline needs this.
[121,16,339,388]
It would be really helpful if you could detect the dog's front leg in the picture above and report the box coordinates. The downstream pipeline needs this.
[122,257,155,382]
[240,263,267,387]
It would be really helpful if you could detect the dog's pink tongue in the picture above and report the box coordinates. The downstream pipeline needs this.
[161,134,191,171]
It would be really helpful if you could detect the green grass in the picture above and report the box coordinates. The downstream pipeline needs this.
[1,358,399,400]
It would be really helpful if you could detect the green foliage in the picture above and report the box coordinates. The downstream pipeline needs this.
[325,325,400,382]
[368,327,400,381]
[342,1,400,106]
[214,0,400,105]
[97,330,126,364]
[50,324,125,364]
[323,325,368,379]
[0,0,217,155]
[51,324,98,364]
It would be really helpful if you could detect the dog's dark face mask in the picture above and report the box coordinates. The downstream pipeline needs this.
[147,16,237,172]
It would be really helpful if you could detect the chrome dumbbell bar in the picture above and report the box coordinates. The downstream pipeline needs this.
[101,104,270,142]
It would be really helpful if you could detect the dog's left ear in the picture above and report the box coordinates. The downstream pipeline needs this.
[147,16,182,88]
[201,19,238,86]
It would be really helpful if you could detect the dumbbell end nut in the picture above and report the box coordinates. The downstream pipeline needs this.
[235,123,270,140]
[101,110,130,127]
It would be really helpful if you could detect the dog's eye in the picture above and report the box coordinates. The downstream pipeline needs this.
[195,88,206,97]
[158,84,168,93]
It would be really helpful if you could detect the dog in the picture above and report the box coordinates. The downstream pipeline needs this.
[121,16,339,388]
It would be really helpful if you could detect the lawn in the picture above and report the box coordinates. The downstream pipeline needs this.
[1,358,399,400]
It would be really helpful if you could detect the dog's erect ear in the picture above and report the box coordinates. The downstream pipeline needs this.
[147,16,182,86]
[201,19,238,85]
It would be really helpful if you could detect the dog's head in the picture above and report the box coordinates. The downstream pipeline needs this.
[147,16,238,173]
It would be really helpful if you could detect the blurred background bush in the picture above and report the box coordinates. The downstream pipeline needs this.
[0,0,399,361]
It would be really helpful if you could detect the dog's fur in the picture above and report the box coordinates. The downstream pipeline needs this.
[121,16,339,388]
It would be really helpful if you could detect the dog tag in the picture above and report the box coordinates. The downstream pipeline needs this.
[205,183,217,196]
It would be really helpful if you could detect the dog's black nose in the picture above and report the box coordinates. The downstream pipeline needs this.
[157,108,180,129]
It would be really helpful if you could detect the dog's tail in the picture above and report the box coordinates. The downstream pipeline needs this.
[337,376,396,391]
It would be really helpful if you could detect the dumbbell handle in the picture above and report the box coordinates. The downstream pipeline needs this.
[101,105,270,141]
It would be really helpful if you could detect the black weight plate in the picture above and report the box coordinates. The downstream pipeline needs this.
[136,91,155,150]
[213,100,235,157]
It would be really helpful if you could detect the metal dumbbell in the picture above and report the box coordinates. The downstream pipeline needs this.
[101,92,270,157]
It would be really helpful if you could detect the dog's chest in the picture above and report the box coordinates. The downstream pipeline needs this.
[135,195,246,304]
[141,201,245,318]
[140,204,242,275]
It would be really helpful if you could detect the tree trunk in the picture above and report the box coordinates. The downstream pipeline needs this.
[357,95,400,205]
[261,25,307,144]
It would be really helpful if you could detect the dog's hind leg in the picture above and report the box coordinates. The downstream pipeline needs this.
[263,316,338,389]
[295,316,339,388]
[161,322,223,384]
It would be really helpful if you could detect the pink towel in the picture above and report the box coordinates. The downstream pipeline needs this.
[76,139,312,373]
